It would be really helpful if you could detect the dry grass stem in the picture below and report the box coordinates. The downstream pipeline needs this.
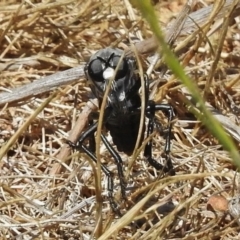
[0,0,240,239]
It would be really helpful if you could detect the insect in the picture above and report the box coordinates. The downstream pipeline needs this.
[67,47,175,212]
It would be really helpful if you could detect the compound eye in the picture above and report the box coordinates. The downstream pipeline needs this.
[87,59,104,82]
[111,56,129,79]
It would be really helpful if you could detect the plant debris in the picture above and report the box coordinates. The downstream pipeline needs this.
[0,0,240,239]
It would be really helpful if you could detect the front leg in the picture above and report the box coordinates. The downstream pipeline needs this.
[144,100,175,175]
[66,121,121,214]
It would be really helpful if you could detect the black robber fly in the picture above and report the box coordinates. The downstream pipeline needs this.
[67,47,175,213]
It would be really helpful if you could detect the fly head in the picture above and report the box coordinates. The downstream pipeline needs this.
[84,48,140,110]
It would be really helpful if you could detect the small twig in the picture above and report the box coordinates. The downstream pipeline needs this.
[50,99,98,175]
[0,65,84,106]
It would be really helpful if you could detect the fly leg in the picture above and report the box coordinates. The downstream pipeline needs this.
[101,135,126,200]
[144,100,175,175]
[66,121,121,214]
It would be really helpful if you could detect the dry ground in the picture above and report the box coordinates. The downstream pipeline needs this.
[0,0,240,239]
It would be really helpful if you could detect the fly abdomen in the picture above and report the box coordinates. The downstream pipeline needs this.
[106,113,145,155]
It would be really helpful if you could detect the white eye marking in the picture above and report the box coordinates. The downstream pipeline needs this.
[103,67,115,80]
[119,91,125,101]
[107,96,112,103]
